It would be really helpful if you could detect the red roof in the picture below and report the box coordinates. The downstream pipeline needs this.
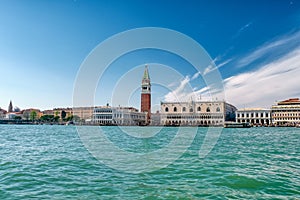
[278,98,300,105]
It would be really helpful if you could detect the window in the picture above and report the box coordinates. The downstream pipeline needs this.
[206,107,210,112]
[182,107,186,112]
[197,106,201,111]
[216,107,220,112]
[173,107,177,112]
[190,108,193,112]
[165,107,169,112]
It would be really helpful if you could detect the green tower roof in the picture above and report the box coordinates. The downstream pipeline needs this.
[143,65,150,80]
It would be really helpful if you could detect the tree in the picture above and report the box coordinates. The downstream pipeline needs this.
[30,111,37,121]
[23,112,30,121]
[54,116,60,122]
[61,110,66,119]
[14,116,22,120]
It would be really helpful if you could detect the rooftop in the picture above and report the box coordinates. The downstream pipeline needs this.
[277,98,300,105]
[237,108,270,111]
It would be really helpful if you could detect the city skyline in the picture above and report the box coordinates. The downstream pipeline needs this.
[1,1,300,111]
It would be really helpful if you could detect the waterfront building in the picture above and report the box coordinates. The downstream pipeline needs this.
[93,106,146,126]
[236,108,271,126]
[5,111,22,120]
[21,108,43,120]
[53,108,73,120]
[150,111,161,126]
[271,98,300,126]
[0,108,7,119]
[43,109,54,116]
[141,65,151,123]
[72,106,95,122]
[160,100,236,126]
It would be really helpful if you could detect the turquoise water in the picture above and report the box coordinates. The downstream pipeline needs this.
[0,125,299,199]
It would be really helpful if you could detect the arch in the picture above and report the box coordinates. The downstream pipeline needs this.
[206,107,210,112]
[173,107,177,112]
[216,107,220,112]
[197,106,201,112]
[165,107,169,112]
[182,107,186,112]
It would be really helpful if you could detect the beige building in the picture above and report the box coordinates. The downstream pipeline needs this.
[160,100,236,126]
[53,108,73,119]
[236,108,271,126]
[72,106,95,122]
[22,108,43,120]
[271,98,300,126]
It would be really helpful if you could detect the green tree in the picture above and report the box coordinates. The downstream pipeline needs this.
[30,111,37,121]
[54,116,60,122]
[14,116,22,120]
[61,110,66,120]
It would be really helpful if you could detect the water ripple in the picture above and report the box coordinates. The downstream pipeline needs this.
[0,125,299,199]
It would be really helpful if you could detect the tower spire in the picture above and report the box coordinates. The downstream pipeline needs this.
[8,100,13,112]
[143,65,150,80]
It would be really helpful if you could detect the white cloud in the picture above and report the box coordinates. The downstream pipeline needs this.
[163,31,300,109]
[164,76,193,102]
[224,48,300,108]
[203,58,232,75]
[232,22,253,39]
[237,30,300,68]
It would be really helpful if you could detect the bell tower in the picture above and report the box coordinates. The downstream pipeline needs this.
[141,65,151,123]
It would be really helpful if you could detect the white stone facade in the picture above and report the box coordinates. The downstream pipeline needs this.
[160,101,236,126]
[236,108,271,126]
[271,98,300,126]
[93,106,146,126]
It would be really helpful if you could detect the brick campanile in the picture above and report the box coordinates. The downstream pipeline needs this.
[141,65,151,123]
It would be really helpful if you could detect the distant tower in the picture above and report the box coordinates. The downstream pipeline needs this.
[8,100,13,112]
[141,65,151,123]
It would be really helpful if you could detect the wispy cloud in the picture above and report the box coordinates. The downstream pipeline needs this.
[232,22,252,39]
[225,47,300,108]
[203,58,233,75]
[237,30,300,68]
[164,30,300,108]
[164,76,193,102]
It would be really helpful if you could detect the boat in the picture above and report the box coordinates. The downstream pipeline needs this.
[296,124,300,128]
[224,122,252,128]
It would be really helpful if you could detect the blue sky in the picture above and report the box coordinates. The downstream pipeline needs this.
[1,0,300,111]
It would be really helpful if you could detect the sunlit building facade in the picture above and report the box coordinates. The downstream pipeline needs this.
[93,106,146,126]
[236,108,271,126]
[271,98,300,126]
[160,100,236,126]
